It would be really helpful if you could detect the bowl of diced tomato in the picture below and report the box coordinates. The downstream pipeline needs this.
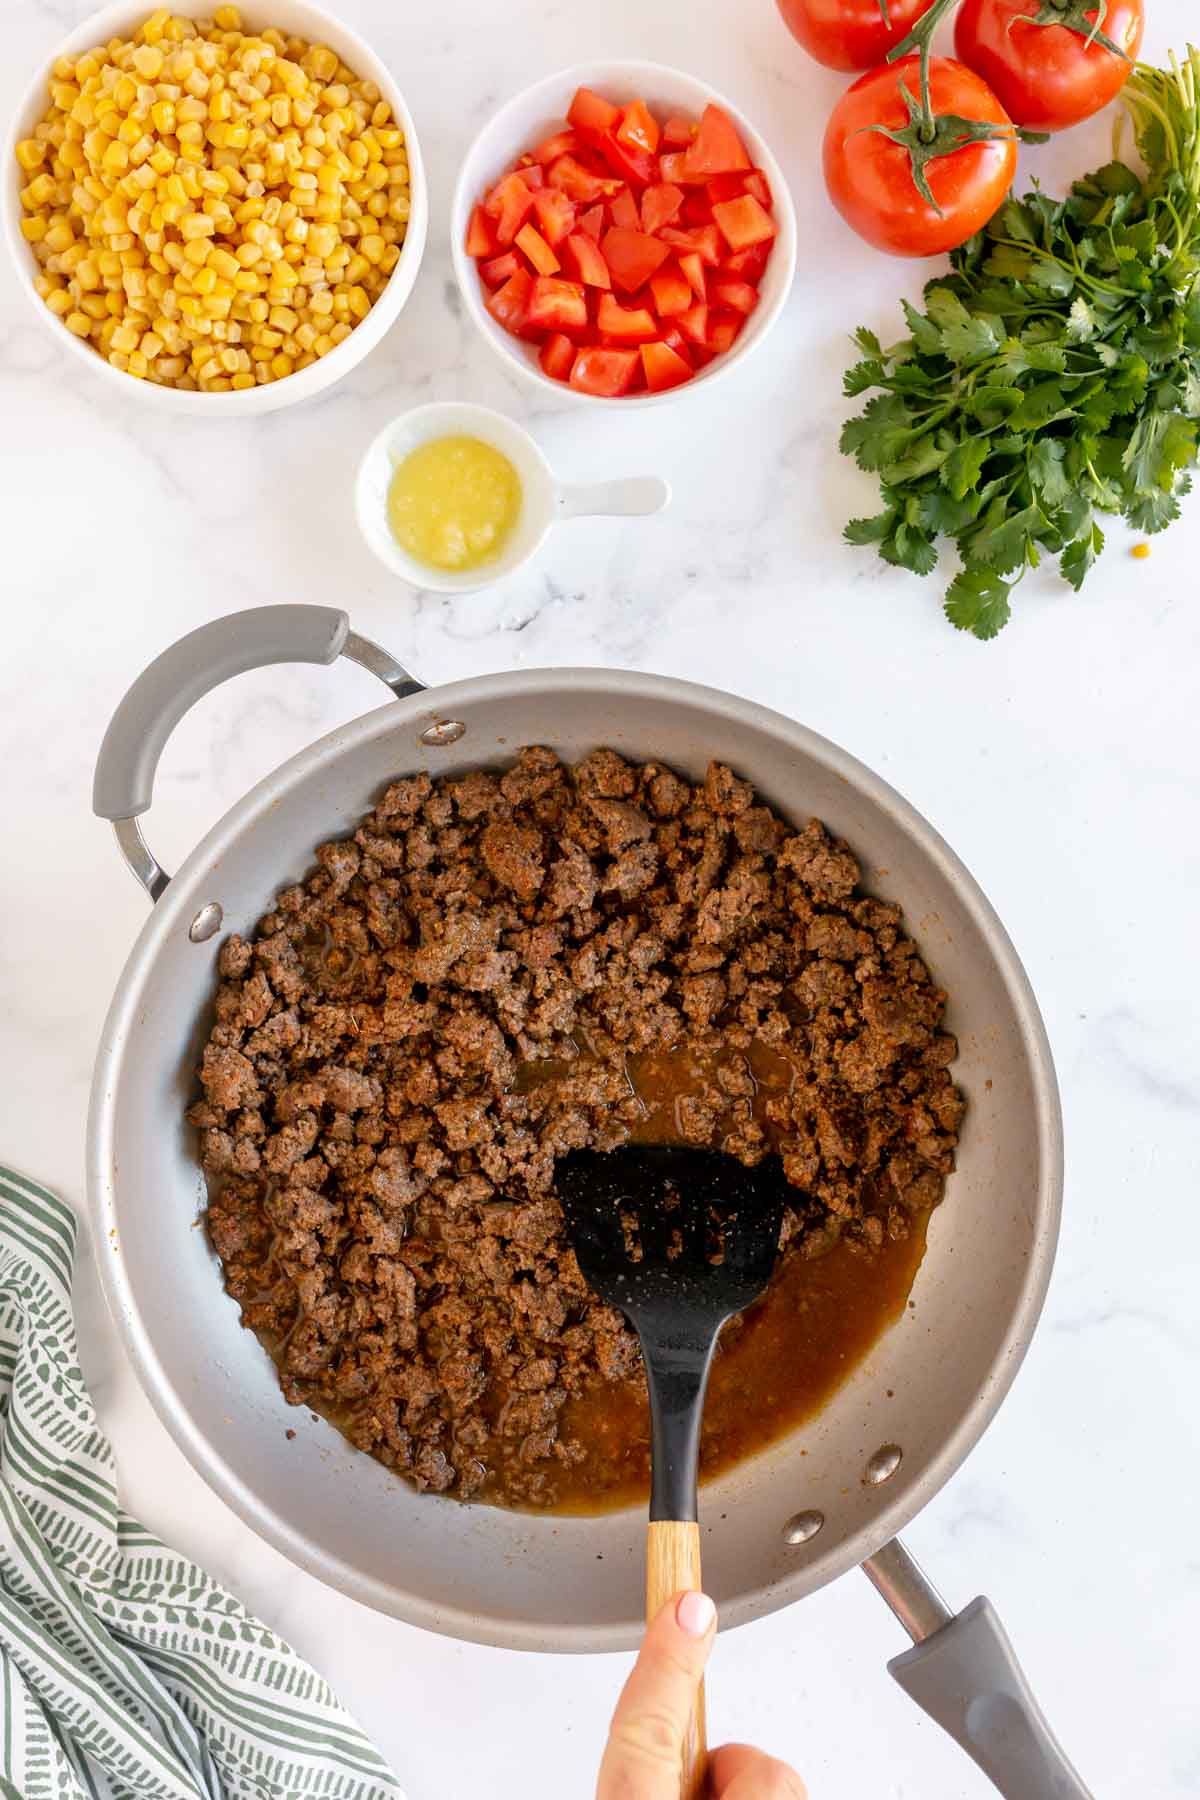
[451,61,796,404]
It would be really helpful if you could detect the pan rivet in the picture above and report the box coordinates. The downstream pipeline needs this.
[188,902,223,944]
[865,1444,903,1485]
[782,1509,824,1545]
[419,719,466,747]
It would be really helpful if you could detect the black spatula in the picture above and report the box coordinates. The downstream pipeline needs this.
[555,1145,789,1800]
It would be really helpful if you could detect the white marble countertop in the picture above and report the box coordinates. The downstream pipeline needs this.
[3,0,1198,1794]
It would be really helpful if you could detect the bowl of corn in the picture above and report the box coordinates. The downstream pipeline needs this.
[3,1,427,412]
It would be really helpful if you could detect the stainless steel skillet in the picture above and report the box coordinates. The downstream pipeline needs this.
[87,605,1086,1796]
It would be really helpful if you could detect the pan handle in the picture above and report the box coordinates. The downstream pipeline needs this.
[863,1539,1093,1799]
[93,604,423,901]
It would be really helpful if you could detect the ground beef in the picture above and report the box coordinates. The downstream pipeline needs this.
[192,750,962,1508]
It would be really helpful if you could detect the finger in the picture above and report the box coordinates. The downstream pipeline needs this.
[596,1590,717,1800]
[709,1743,808,1799]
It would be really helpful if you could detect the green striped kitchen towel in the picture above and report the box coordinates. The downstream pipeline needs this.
[0,1164,405,1800]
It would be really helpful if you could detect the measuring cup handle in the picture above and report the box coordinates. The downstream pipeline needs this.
[93,604,423,900]
[555,476,671,520]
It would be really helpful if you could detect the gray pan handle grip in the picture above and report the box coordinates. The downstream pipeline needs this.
[93,604,422,901]
[864,1540,1092,1799]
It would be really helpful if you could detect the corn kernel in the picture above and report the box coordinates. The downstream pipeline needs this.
[64,310,92,336]
[15,139,45,171]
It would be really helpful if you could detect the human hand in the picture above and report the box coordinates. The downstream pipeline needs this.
[597,1591,807,1798]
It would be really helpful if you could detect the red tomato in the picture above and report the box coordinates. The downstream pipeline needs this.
[705,172,747,205]
[649,266,692,317]
[530,128,578,165]
[617,98,661,155]
[483,172,535,246]
[641,340,693,390]
[681,191,716,225]
[599,131,659,188]
[678,251,707,299]
[723,243,770,280]
[712,194,777,251]
[662,114,698,148]
[677,302,709,345]
[486,268,533,334]
[602,226,672,293]
[567,87,621,134]
[659,150,704,186]
[776,0,938,71]
[610,186,641,230]
[711,279,760,315]
[706,311,743,354]
[954,0,1143,132]
[479,251,519,286]
[744,169,773,207]
[660,224,724,266]
[641,182,684,235]
[577,204,605,241]
[597,294,659,341]
[532,187,575,244]
[465,205,497,258]
[569,347,640,396]
[539,332,576,381]
[562,232,611,287]
[526,275,588,332]
[546,155,617,203]
[823,56,1017,256]
[679,104,751,176]
[515,223,560,275]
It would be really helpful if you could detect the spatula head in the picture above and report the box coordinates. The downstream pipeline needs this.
[555,1144,788,1334]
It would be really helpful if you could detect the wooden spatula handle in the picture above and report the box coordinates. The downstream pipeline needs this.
[646,1520,708,1799]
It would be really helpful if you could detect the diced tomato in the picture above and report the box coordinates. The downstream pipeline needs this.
[563,231,611,288]
[484,171,536,246]
[649,265,692,318]
[711,279,759,316]
[676,302,709,346]
[616,97,660,155]
[465,204,498,258]
[486,267,533,336]
[678,251,706,300]
[530,128,578,165]
[662,113,698,148]
[641,340,693,391]
[568,87,621,135]
[660,325,692,363]
[680,104,752,177]
[681,191,715,226]
[659,150,704,186]
[480,251,520,286]
[517,160,545,189]
[569,346,640,396]
[515,223,560,275]
[532,187,576,245]
[722,244,770,281]
[745,169,772,208]
[547,155,617,203]
[602,226,672,293]
[578,204,605,241]
[599,131,658,189]
[610,186,640,230]
[705,172,747,205]
[526,275,588,333]
[539,332,576,381]
[706,308,743,354]
[660,224,724,266]
[597,293,658,342]
[712,194,777,252]
[641,182,684,235]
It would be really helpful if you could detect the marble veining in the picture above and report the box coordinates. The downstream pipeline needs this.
[2,1,1197,1795]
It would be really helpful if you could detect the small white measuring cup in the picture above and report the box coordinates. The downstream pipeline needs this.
[355,400,670,592]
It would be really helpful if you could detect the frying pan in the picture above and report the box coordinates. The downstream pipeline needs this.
[87,606,1086,1797]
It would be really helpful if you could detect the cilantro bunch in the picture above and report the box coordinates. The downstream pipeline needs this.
[841,48,1200,638]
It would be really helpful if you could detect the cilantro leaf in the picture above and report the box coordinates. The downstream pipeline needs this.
[1061,523,1105,590]
[844,511,897,545]
[944,568,1012,639]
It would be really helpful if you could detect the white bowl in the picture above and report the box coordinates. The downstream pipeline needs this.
[450,60,797,410]
[355,399,670,590]
[3,0,428,415]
